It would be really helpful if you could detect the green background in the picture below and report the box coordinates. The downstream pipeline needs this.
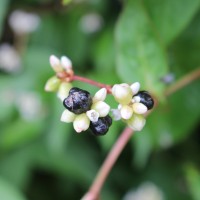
[0,0,200,199]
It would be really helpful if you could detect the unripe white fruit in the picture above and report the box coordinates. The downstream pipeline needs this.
[92,101,110,117]
[112,84,132,104]
[127,114,146,131]
[60,109,76,123]
[57,82,72,101]
[130,82,140,95]
[120,105,133,120]
[132,102,147,114]
[45,76,61,92]
[73,113,90,133]
[93,88,107,103]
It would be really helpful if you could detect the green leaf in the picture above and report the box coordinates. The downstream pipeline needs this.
[0,0,8,38]
[133,80,200,167]
[0,177,26,200]
[0,119,43,151]
[115,0,168,99]
[185,165,200,200]
[62,0,72,5]
[45,97,72,154]
[144,0,200,46]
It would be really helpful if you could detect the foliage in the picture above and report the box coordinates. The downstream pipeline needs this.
[0,0,200,199]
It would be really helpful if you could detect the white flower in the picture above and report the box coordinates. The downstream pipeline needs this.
[49,55,72,73]
[9,10,40,35]
[16,92,43,121]
[111,82,147,131]
[45,55,73,101]
[0,43,21,72]
[86,110,99,122]
[80,13,103,34]
[60,88,110,133]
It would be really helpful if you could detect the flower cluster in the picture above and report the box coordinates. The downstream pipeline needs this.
[61,87,112,135]
[45,55,73,101]
[111,83,154,131]
[45,55,154,136]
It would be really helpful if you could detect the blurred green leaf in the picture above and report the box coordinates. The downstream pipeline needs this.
[92,27,115,73]
[144,0,200,46]
[0,119,43,151]
[62,0,72,6]
[0,148,34,189]
[0,177,26,200]
[185,165,200,200]
[45,97,72,154]
[115,0,168,99]
[0,0,9,38]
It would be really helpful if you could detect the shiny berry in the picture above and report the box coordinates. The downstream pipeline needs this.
[63,87,92,114]
[133,91,154,110]
[90,115,112,136]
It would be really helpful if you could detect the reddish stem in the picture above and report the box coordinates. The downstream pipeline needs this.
[81,127,134,200]
[73,75,112,94]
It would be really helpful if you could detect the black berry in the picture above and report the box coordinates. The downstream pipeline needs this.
[63,87,92,114]
[133,91,154,110]
[90,115,112,136]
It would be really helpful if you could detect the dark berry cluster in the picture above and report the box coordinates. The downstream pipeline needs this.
[90,115,112,136]
[133,91,154,110]
[63,87,92,114]
[63,87,112,136]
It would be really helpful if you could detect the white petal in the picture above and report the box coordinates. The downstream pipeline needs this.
[49,55,63,72]
[73,113,90,133]
[93,88,107,103]
[92,101,110,117]
[61,56,72,70]
[112,84,132,104]
[130,82,140,95]
[111,109,121,121]
[60,109,76,123]
[132,103,147,114]
[120,105,133,120]
[127,114,146,131]
[86,110,99,122]
[57,82,72,101]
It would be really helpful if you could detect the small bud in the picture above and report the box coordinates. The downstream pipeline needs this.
[112,84,132,104]
[111,109,121,121]
[86,109,99,122]
[49,55,63,72]
[130,82,140,95]
[73,113,90,133]
[131,96,140,103]
[127,114,146,131]
[60,109,76,123]
[57,82,72,101]
[132,102,148,114]
[61,56,72,70]
[93,88,107,103]
[92,101,110,117]
[45,76,61,92]
[120,105,133,120]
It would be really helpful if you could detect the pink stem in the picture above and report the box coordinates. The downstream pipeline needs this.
[72,75,112,94]
[82,127,134,200]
